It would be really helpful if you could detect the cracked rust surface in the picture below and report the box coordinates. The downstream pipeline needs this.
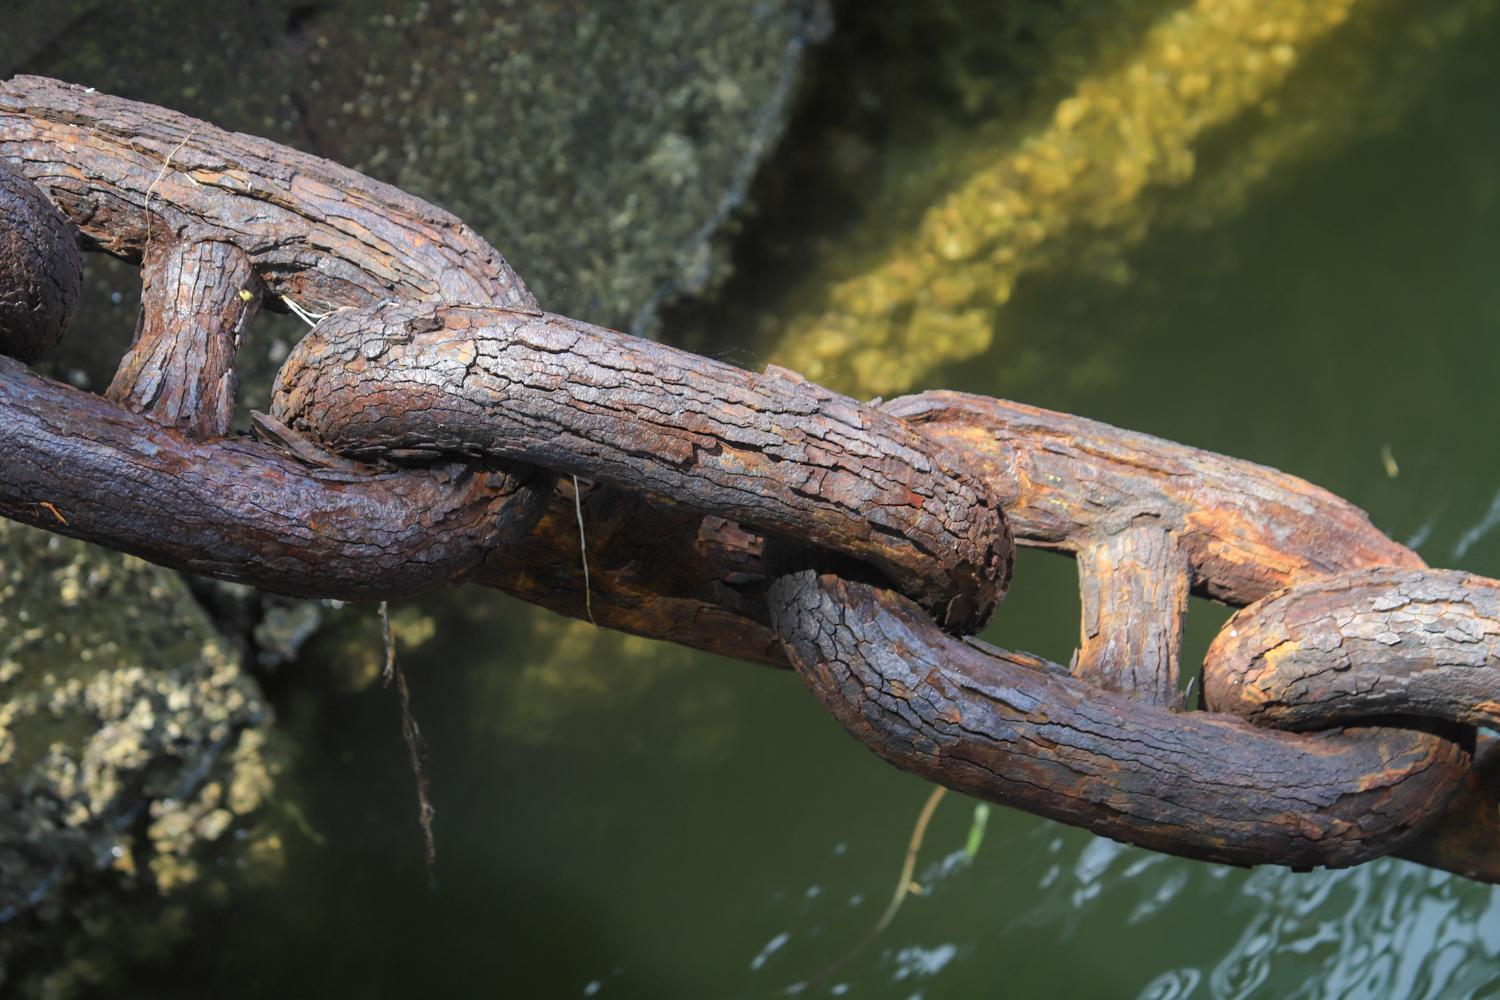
[767,569,1487,874]
[1075,520,1189,705]
[271,301,1012,634]
[106,236,261,437]
[4,75,1500,884]
[1206,568,1500,731]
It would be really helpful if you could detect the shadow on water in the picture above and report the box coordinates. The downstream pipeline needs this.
[112,614,673,998]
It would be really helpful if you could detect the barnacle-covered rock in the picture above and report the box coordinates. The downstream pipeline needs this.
[0,519,283,997]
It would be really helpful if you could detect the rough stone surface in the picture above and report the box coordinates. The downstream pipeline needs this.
[10,0,824,399]
[0,519,281,996]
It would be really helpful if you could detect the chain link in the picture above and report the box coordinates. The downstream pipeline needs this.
[3,76,1497,882]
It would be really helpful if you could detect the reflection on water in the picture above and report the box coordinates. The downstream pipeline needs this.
[767,0,1497,398]
[744,815,1500,999]
[1210,862,1500,999]
[1453,487,1500,561]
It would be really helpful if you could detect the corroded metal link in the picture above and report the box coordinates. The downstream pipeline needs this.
[7,75,1500,883]
[882,390,1427,695]
[0,75,535,312]
[0,76,555,600]
[777,393,1500,878]
[269,301,1013,634]
[1206,568,1500,731]
[766,569,1474,872]
[0,158,80,362]
[0,355,554,601]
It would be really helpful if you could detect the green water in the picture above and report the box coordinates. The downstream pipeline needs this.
[97,13,1500,1000]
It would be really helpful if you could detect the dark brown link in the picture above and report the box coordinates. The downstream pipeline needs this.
[107,237,261,437]
[0,74,558,601]
[1,356,551,600]
[0,75,534,312]
[271,301,1012,634]
[0,157,80,363]
[880,393,1500,876]
[766,568,1474,873]
[1205,568,1500,731]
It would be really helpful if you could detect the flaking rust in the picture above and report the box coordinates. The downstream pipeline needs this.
[2,76,1500,883]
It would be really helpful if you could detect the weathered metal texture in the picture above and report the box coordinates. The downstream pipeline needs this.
[478,385,1441,665]
[1206,568,1500,731]
[757,408,1500,878]
[270,301,1012,634]
[471,483,789,668]
[0,157,80,362]
[470,388,1442,669]
[1,356,551,600]
[4,76,1500,884]
[767,569,1474,872]
[0,75,534,312]
[1398,734,1500,883]
[0,74,556,601]
[1075,521,1189,704]
[885,392,1424,602]
[106,237,261,437]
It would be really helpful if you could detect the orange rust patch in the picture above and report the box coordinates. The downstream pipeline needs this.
[922,669,963,724]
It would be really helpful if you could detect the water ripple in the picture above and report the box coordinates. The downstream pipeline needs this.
[1189,861,1500,999]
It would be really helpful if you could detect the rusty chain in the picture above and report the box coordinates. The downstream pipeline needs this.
[3,76,1499,883]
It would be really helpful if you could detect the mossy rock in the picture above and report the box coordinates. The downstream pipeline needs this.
[11,0,825,403]
[0,520,282,997]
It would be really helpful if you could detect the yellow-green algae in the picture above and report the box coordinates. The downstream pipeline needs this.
[770,0,1497,397]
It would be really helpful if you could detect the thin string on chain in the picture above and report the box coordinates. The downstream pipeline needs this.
[381,600,438,878]
[572,474,596,626]
[142,123,200,245]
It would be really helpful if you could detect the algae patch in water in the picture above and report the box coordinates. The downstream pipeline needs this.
[766,0,1497,398]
